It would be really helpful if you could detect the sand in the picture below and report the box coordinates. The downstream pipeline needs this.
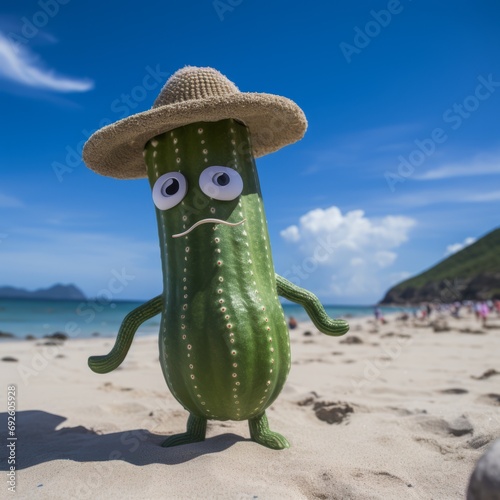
[1,311,499,499]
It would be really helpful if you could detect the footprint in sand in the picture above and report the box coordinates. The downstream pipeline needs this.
[471,369,500,380]
[468,434,494,449]
[381,332,412,339]
[295,393,355,424]
[369,471,413,489]
[340,336,363,345]
[299,358,326,364]
[439,388,469,395]
[414,414,473,437]
[313,401,354,424]
[477,393,500,406]
[295,392,321,406]
[99,382,135,392]
[460,328,486,335]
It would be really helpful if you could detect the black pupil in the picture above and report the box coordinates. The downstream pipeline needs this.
[164,178,179,196]
[215,173,230,186]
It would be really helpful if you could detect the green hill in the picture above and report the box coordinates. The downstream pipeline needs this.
[380,227,500,304]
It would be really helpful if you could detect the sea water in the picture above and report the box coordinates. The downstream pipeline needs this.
[0,298,412,339]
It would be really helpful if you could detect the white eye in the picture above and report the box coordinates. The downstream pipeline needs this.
[152,172,187,210]
[199,166,243,201]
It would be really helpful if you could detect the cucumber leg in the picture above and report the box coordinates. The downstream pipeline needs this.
[161,414,207,447]
[248,412,290,450]
[88,295,163,373]
[276,274,349,336]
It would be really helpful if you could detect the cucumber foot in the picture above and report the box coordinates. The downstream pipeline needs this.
[161,414,207,448]
[248,412,290,450]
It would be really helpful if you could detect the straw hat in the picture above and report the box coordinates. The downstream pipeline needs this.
[83,66,307,179]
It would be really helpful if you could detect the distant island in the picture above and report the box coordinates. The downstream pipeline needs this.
[0,284,86,300]
[380,227,500,304]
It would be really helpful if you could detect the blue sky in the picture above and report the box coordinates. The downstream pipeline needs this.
[1,0,499,304]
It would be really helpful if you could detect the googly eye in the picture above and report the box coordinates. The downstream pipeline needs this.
[152,172,187,210]
[199,166,243,201]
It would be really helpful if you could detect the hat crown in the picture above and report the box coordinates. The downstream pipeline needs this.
[153,66,239,108]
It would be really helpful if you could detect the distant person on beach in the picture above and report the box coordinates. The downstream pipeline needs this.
[495,299,500,317]
[426,303,432,317]
[474,302,482,321]
[479,302,489,326]
[374,306,386,324]
[419,306,427,320]
[288,316,298,330]
[451,301,461,318]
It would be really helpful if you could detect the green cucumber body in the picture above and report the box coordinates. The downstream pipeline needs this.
[144,120,290,421]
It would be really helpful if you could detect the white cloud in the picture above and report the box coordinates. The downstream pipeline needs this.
[374,250,397,268]
[280,225,300,242]
[350,257,364,267]
[445,236,476,256]
[416,152,500,180]
[389,186,500,209]
[0,31,93,92]
[464,191,500,202]
[279,205,416,301]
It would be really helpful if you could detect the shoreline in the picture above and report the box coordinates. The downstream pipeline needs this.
[0,300,410,340]
[0,302,491,341]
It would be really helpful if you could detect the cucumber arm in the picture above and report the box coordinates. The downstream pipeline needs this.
[276,274,349,337]
[88,294,163,373]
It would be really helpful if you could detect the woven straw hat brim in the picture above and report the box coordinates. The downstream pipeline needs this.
[83,92,307,179]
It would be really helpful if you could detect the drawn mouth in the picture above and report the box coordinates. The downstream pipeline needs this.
[172,218,246,238]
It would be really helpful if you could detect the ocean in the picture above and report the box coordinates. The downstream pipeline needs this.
[0,298,412,340]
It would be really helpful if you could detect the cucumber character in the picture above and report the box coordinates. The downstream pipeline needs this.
[83,67,349,450]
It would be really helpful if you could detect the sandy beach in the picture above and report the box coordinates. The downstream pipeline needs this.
[1,311,499,499]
